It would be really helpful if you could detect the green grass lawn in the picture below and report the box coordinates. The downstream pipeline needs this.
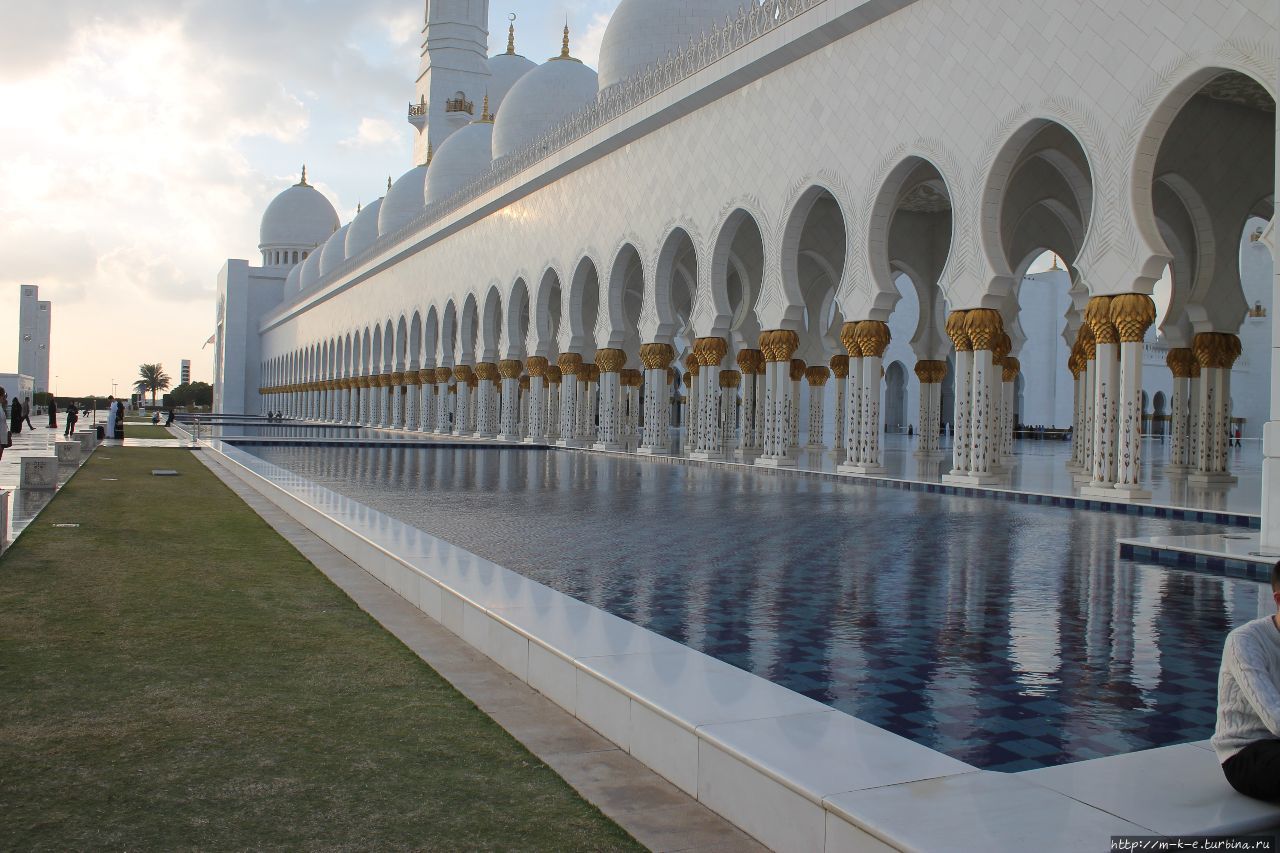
[117,424,177,439]
[0,448,640,851]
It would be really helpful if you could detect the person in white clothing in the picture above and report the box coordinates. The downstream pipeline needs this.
[104,396,117,439]
[1213,562,1280,799]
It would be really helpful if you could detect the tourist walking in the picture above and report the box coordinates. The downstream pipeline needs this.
[0,389,10,461]
[115,398,125,440]
[104,396,117,439]
[10,398,23,437]
[22,400,34,432]
[1213,561,1280,800]
[64,401,78,437]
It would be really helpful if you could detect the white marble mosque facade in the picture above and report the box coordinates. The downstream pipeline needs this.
[214,0,1280,540]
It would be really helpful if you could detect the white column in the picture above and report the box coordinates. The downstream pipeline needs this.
[1112,340,1148,496]
[526,376,546,443]
[1089,340,1119,488]
[969,348,997,477]
[499,373,521,441]
[557,366,579,446]
[686,372,700,455]
[595,368,624,451]
[1169,373,1190,469]
[950,349,972,476]
[861,355,884,471]
[806,373,826,451]
[846,357,864,467]
[455,375,472,434]
[546,379,561,441]
[739,370,759,456]
[640,369,669,454]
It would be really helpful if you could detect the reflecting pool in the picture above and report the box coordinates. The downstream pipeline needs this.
[245,443,1266,772]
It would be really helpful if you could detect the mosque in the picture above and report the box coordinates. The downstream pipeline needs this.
[214,0,1280,535]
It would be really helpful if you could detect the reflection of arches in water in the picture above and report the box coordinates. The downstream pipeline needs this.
[885,361,908,431]
[940,355,955,432]
[1015,374,1026,426]
[1152,391,1167,436]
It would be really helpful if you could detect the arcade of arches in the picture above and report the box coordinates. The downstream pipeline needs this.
[258,70,1276,507]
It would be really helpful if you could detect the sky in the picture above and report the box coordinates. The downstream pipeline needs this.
[0,0,621,398]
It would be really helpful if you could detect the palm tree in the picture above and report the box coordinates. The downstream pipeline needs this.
[134,363,172,406]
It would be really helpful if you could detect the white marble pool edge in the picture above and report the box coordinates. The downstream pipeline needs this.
[202,438,1280,852]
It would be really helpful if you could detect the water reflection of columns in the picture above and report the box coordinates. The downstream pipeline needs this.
[498,359,523,441]
[594,349,626,451]
[556,354,582,447]
[805,366,829,451]
[756,330,799,468]
[1190,332,1242,486]
[639,343,675,455]
[914,360,946,456]
[524,357,548,444]
[692,337,728,459]
[1166,349,1194,470]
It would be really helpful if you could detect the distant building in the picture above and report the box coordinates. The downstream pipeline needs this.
[181,359,191,385]
[17,286,50,396]
[0,373,35,412]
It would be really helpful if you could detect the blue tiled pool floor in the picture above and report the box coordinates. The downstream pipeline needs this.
[247,444,1268,773]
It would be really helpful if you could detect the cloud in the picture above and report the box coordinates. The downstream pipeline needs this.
[340,117,401,149]
[576,12,613,70]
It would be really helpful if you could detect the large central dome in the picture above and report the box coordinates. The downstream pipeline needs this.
[259,175,339,251]
[598,0,755,92]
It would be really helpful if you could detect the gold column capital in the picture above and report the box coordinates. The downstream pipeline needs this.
[526,356,549,378]
[829,354,849,379]
[1084,296,1118,345]
[499,359,524,380]
[805,366,830,386]
[546,365,563,384]
[914,359,948,384]
[760,329,800,362]
[855,320,892,358]
[693,336,728,367]
[789,358,807,382]
[1166,347,1196,378]
[963,309,1004,351]
[594,348,627,373]
[684,352,701,377]
[1110,293,1157,343]
[434,367,452,384]
[557,353,583,375]
[640,342,676,370]
[945,310,971,352]
[453,364,475,383]
[1001,357,1020,383]
[719,369,741,389]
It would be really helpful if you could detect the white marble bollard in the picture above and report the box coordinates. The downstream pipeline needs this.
[55,440,81,465]
[74,430,97,453]
[20,456,58,490]
[0,490,8,553]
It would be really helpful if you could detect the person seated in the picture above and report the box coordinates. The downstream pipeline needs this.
[1213,562,1280,800]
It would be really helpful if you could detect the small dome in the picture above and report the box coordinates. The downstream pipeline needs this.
[298,246,323,291]
[486,52,537,114]
[345,197,384,259]
[598,0,754,92]
[378,165,429,237]
[426,121,494,206]
[285,261,302,295]
[492,53,598,160]
[318,223,350,278]
[259,170,340,250]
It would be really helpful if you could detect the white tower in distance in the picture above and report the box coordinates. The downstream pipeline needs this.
[17,285,51,397]
[408,0,491,165]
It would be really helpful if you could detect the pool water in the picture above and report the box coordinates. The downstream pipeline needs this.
[245,443,1265,772]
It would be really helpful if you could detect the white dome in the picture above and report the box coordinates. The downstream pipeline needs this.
[492,58,598,160]
[598,0,754,92]
[486,51,537,114]
[378,165,429,237]
[345,197,384,258]
[318,223,350,278]
[298,246,323,291]
[425,122,494,207]
[259,179,339,250]
[285,262,302,294]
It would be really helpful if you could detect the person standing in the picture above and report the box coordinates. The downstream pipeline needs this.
[64,400,78,437]
[115,398,125,440]
[10,397,23,437]
[0,389,10,460]
[104,396,117,439]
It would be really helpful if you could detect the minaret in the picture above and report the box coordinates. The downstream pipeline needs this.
[409,0,492,165]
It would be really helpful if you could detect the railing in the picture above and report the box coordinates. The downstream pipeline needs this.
[408,102,427,118]
[444,97,474,114]
[279,0,828,318]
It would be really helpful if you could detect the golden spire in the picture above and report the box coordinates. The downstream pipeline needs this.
[387,175,393,192]
[560,21,570,59]
[479,92,493,123]
[507,19,516,54]
[1050,253,1062,271]
[297,164,309,187]
[357,201,362,213]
